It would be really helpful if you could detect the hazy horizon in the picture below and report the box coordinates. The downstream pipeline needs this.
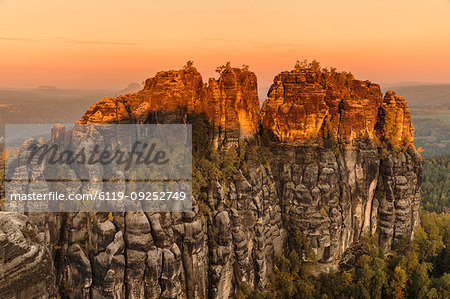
[1,0,450,90]
[3,80,450,92]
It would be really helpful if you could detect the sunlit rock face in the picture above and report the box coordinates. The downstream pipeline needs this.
[260,65,420,265]
[376,90,415,147]
[205,67,260,145]
[79,65,260,147]
[1,63,422,298]
[261,70,329,142]
[261,67,383,145]
[80,66,205,125]
[260,67,417,150]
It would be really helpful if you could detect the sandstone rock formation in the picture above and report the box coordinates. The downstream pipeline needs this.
[376,90,415,147]
[204,67,260,144]
[0,213,57,298]
[79,64,260,147]
[260,64,420,264]
[261,66,387,145]
[0,62,422,298]
[270,144,421,263]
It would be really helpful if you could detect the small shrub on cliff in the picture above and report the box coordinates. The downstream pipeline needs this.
[323,136,339,156]
[309,60,321,73]
[239,136,273,169]
[192,116,220,202]
[379,147,389,160]
[192,115,275,212]
[20,226,39,243]
[293,59,356,89]
[183,60,194,68]
[198,201,210,217]
[236,282,252,299]
[294,59,309,71]
[392,144,403,157]
[209,226,220,249]
[220,146,240,179]
[216,61,232,74]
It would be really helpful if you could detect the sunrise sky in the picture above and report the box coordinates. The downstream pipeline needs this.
[1,0,450,90]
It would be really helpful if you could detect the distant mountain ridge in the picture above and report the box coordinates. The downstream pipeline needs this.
[381,83,450,106]
[0,88,114,137]
[115,82,142,96]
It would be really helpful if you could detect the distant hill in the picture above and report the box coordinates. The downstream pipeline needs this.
[258,87,270,107]
[382,81,442,88]
[115,83,142,96]
[0,88,113,136]
[381,83,450,106]
[384,83,450,155]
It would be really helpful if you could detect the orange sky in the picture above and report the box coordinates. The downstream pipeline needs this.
[1,0,450,90]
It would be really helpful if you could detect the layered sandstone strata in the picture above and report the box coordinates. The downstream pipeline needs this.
[0,213,57,298]
[376,90,415,147]
[260,66,414,149]
[79,65,260,146]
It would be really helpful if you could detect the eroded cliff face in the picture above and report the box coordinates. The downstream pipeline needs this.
[0,213,57,298]
[376,90,415,147]
[0,64,421,299]
[260,67,421,263]
[260,67,383,144]
[79,66,260,147]
[204,68,260,145]
[270,145,421,262]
